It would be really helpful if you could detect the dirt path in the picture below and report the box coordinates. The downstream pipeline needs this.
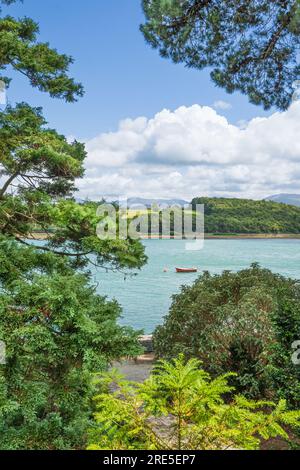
[112,354,155,383]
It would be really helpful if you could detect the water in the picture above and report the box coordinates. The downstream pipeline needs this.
[91,239,300,334]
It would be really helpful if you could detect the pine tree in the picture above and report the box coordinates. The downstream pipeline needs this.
[0,0,146,449]
[141,0,300,110]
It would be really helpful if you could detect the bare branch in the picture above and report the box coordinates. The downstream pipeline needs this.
[0,172,19,198]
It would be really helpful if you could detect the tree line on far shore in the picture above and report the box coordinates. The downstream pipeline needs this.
[192,197,300,234]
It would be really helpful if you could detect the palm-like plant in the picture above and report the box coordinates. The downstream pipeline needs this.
[88,355,300,450]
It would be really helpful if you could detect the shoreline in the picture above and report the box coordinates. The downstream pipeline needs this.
[28,232,300,241]
[139,233,300,240]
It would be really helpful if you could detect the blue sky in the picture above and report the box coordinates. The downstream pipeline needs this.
[5,0,271,139]
[2,0,299,201]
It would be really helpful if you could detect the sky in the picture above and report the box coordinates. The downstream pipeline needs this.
[2,0,300,201]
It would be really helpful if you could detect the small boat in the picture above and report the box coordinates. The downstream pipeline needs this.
[176,267,198,273]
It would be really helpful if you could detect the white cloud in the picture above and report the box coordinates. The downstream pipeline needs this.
[79,102,300,201]
[213,100,232,110]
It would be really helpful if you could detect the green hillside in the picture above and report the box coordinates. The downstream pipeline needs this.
[191,197,300,234]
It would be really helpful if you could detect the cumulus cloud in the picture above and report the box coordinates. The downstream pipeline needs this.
[79,103,300,201]
[213,100,232,110]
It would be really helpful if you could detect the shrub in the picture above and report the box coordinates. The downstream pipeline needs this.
[153,264,300,404]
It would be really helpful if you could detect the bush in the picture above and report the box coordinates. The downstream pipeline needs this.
[88,355,300,450]
[153,264,300,404]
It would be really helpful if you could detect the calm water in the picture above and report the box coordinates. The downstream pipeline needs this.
[91,239,300,334]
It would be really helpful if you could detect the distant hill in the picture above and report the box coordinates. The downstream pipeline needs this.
[76,197,188,207]
[119,197,188,208]
[191,197,300,234]
[265,194,300,207]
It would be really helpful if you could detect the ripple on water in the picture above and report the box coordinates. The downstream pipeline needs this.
[91,239,300,333]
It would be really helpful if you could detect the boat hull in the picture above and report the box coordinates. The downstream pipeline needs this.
[176,268,198,273]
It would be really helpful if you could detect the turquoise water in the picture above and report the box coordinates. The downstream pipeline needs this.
[91,239,300,334]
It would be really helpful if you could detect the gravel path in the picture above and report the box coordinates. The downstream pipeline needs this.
[112,354,155,383]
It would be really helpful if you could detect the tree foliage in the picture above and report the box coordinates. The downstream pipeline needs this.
[88,355,300,450]
[0,1,146,449]
[0,238,143,450]
[0,0,83,101]
[141,0,300,110]
[0,105,146,269]
[154,265,300,405]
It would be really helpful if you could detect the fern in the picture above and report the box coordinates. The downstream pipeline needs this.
[88,355,300,450]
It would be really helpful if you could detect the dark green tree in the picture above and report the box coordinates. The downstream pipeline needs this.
[141,0,300,110]
[153,265,300,405]
[0,0,146,449]
[0,239,143,450]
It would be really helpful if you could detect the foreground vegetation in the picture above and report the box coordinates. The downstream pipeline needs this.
[88,355,300,450]
[154,264,300,406]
